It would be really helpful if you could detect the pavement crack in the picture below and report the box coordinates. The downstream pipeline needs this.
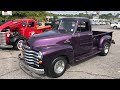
[0,68,20,78]
[67,70,117,79]
[10,51,13,57]
[0,57,18,60]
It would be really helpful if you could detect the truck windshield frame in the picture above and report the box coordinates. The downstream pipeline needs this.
[53,19,77,33]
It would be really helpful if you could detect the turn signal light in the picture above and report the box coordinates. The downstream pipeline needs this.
[38,60,42,64]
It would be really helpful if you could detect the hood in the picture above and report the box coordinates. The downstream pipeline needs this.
[27,30,72,50]
[0,21,13,31]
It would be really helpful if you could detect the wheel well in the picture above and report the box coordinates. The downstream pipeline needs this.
[60,55,69,63]
[107,39,112,46]
[113,26,117,28]
[13,38,24,47]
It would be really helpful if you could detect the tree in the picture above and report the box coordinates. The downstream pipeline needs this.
[99,13,113,19]
[0,11,52,21]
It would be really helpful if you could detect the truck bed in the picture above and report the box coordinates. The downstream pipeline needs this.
[92,31,113,37]
[92,31,114,47]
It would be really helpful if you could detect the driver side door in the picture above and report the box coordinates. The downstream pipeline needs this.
[25,21,36,38]
[72,21,93,57]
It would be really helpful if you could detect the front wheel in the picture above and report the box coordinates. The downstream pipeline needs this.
[99,42,110,56]
[46,56,67,78]
[13,39,24,50]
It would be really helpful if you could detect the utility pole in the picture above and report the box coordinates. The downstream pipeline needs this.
[113,12,115,22]
[85,11,88,18]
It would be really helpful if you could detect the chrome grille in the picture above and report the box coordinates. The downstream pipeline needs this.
[0,32,6,45]
[23,45,39,67]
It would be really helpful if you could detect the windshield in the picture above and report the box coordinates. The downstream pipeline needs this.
[52,19,77,33]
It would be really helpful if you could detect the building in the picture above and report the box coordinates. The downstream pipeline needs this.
[92,11,100,19]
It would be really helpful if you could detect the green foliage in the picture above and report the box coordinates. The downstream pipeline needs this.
[54,13,92,19]
[0,11,50,21]
[99,13,115,19]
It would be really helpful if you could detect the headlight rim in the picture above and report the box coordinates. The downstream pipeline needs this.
[38,51,43,60]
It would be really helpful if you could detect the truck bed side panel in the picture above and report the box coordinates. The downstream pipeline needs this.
[92,31,113,49]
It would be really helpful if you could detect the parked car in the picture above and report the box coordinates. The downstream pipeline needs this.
[0,18,51,50]
[110,22,120,29]
[19,17,115,78]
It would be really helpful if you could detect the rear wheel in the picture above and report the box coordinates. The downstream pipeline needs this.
[99,42,110,56]
[46,56,67,78]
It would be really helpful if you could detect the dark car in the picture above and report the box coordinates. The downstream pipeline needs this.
[19,17,115,78]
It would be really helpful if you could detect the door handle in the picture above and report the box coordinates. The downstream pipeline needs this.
[88,33,92,35]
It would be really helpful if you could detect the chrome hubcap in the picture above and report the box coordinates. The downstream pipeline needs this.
[54,60,65,74]
[17,40,23,50]
[104,44,109,54]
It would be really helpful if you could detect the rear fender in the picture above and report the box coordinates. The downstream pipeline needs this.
[99,35,112,50]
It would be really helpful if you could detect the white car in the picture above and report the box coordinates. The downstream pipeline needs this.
[99,22,106,25]
[110,22,120,29]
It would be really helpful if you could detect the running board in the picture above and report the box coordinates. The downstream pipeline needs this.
[75,50,101,62]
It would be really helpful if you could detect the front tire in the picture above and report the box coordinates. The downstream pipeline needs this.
[13,39,24,50]
[99,42,110,56]
[113,26,117,29]
[46,56,67,78]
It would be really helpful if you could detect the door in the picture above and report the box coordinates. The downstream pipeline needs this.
[25,21,36,38]
[117,22,120,28]
[72,21,93,57]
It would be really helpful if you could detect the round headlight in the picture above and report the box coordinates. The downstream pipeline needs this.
[38,51,43,59]
[7,33,10,37]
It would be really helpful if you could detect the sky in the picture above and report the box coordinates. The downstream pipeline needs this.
[47,11,120,15]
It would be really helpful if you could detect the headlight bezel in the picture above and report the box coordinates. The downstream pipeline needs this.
[38,51,43,60]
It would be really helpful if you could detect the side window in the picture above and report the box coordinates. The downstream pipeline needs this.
[76,21,89,32]
[28,22,34,27]
[22,22,27,27]
[52,21,60,29]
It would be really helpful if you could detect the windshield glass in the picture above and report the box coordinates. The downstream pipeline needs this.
[52,19,76,33]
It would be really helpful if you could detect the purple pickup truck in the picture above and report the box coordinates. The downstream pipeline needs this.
[19,17,115,78]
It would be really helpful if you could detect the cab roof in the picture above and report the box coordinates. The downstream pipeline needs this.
[58,17,90,22]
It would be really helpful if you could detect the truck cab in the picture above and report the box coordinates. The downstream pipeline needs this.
[19,17,115,78]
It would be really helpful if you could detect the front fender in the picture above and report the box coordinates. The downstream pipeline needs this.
[39,45,74,67]
[8,35,25,45]
[99,35,112,50]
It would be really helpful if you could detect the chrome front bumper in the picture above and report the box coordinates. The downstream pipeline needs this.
[19,54,44,75]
